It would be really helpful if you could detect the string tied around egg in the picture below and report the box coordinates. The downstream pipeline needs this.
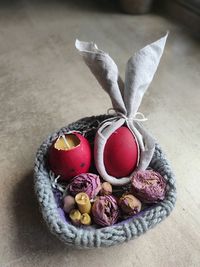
[107,108,148,123]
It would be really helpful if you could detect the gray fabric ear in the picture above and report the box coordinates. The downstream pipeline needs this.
[131,121,155,171]
[75,40,126,115]
[76,35,168,186]
[124,33,168,117]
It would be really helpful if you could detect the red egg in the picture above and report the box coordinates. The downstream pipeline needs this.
[104,127,138,178]
[48,132,91,181]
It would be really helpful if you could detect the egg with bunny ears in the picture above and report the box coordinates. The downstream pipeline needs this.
[76,33,168,185]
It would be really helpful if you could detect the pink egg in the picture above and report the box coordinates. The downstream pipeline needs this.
[48,132,91,181]
[104,127,138,178]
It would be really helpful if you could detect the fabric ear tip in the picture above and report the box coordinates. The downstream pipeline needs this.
[161,32,169,43]
[75,39,81,49]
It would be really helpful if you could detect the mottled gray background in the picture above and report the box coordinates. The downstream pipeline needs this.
[0,1,200,266]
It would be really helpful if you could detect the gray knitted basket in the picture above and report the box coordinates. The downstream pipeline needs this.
[34,115,176,248]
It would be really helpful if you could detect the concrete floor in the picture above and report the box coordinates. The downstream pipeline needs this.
[0,1,200,266]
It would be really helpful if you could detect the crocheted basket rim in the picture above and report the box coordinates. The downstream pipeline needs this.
[34,115,176,248]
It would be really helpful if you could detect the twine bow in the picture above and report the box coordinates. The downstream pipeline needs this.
[107,108,148,123]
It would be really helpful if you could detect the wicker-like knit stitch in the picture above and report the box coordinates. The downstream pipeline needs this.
[34,115,176,248]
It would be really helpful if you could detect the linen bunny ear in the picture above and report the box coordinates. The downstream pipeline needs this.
[75,35,168,186]
[124,33,168,117]
[75,40,126,115]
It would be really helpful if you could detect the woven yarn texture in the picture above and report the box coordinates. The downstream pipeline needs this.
[34,115,176,248]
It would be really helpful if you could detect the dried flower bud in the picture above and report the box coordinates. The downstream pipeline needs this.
[69,173,101,199]
[131,170,167,203]
[100,182,112,195]
[119,194,141,216]
[63,195,75,213]
[92,195,119,226]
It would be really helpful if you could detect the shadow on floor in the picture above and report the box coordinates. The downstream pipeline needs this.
[12,171,71,256]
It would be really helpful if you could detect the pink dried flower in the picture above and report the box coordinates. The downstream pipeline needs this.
[131,170,166,203]
[68,173,101,199]
[92,195,119,226]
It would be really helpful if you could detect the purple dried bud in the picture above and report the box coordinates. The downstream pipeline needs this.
[92,195,119,226]
[100,182,112,196]
[68,173,101,199]
[119,194,141,216]
[63,195,76,213]
[131,170,167,203]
